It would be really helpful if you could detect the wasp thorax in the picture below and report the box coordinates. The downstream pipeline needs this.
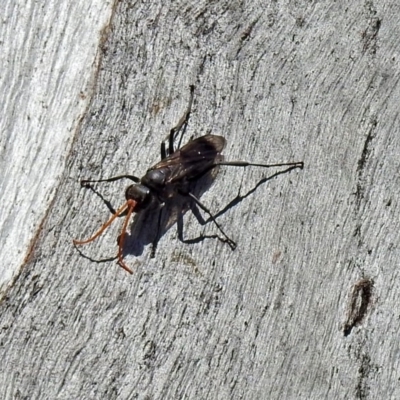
[125,184,152,210]
[141,169,166,190]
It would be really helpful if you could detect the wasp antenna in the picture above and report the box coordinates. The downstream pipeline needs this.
[73,201,130,246]
[117,199,136,274]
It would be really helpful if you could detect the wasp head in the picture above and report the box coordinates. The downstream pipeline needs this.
[125,184,152,211]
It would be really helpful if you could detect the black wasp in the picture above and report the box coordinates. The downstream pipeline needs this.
[73,86,303,273]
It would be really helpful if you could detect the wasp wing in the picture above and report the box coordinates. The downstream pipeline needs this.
[149,135,226,183]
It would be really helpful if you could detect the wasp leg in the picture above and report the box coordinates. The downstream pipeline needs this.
[150,204,165,258]
[216,160,304,169]
[80,174,140,187]
[160,85,195,159]
[179,190,236,250]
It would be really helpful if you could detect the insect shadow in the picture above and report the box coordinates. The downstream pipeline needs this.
[73,85,303,274]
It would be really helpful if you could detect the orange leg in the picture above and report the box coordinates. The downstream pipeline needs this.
[73,200,137,274]
[116,199,136,274]
[73,201,130,245]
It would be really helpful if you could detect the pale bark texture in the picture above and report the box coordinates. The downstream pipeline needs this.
[1,1,399,399]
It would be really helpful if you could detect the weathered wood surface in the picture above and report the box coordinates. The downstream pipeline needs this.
[1,1,399,399]
[0,0,114,293]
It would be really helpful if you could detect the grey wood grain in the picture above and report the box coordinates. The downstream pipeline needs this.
[0,0,114,293]
[1,1,399,399]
